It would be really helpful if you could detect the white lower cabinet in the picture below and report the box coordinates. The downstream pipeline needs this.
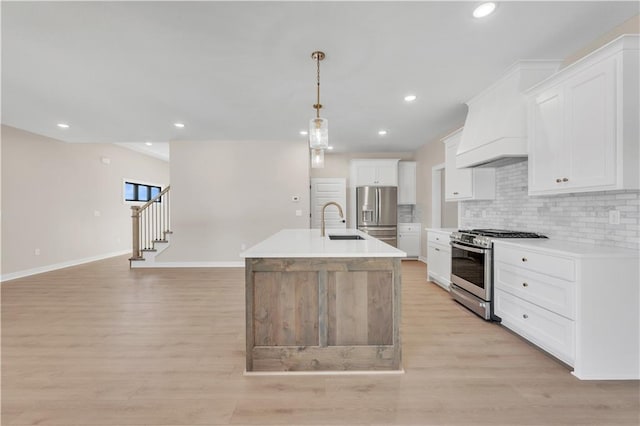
[398,223,420,258]
[495,289,575,366]
[426,229,452,290]
[493,240,639,379]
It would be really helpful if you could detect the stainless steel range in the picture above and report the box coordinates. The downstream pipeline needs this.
[449,229,547,320]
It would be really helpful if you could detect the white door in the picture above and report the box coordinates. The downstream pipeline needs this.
[311,178,347,229]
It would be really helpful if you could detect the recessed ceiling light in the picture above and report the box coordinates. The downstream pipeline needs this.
[300,130,308,136]
[145,142,153,146]
[473,2,496,18]
[327,146,334,150]
[404,95,417,102]
[378,130,388,136]
[174,122,185,128]
[57,123,70,129]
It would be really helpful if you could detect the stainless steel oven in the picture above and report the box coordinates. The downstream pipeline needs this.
[450,241,493,320]
[449,229,547,321]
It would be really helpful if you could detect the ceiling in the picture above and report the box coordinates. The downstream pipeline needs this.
[2,1,638,158]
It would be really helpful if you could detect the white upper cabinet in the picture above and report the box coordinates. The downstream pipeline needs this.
[443,128,495,201]
[397,161,416,204]
[527,35,639,195]
[350,159,399,187]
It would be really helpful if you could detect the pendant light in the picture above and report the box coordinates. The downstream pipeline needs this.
[309,51,328,150]
[310,148,325,168]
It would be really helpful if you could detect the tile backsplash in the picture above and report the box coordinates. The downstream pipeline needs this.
[398,204,416,223]
[459,161,639,250]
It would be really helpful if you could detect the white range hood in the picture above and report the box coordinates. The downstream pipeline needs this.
[457,60,562,168]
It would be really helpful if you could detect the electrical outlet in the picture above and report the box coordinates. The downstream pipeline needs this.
[94,210,101,217]
[482,210,487,218]
[291,195,300,202]
[240,243,246,251]
[295,209,302,217]
[609,210,620,225]
[34,248,41,256]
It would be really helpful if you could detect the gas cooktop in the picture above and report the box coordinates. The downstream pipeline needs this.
[451,229,547,249]
[462,229,548,238]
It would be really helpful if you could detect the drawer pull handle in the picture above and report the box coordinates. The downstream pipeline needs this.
[556,178,562,183]
[453,192,459,195]
[435,248,440,252]
[523,314,529,319]
[562,177,569,182]
[522,282,528,287]
[522,257,528,262]
[435,237,439,241]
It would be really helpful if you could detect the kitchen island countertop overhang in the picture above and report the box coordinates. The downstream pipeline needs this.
[242,229,405,373]
[240,228,407,259]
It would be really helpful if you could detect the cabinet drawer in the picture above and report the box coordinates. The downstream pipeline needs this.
[495,262,575,319]
[495,245,575,281]
[495,289,575,366]
[398,223,420,233]
[427,232,450,246]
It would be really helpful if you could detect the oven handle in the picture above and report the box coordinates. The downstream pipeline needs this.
[450,241,488,254]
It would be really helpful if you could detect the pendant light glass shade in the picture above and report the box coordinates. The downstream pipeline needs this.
[310,148,325,168]
[309,117,329,149]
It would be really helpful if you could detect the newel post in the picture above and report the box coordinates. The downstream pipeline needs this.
[130,206,141,260]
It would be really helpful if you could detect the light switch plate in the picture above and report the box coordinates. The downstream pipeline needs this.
[609,210,620,225]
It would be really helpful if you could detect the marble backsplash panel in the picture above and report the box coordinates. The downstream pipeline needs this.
[459,161,639,250]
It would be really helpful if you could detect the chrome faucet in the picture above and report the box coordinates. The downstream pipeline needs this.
[321,202,344,237]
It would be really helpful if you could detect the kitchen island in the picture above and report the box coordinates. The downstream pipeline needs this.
[241,229,406,373]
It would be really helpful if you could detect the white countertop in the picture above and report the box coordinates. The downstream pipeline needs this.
[240,229,407,259]
[493,239,639,259]
[425,228,457,233]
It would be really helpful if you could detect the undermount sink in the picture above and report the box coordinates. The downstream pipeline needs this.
[328,234,365,240]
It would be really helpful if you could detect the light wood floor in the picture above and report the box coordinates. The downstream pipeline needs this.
[2,258,638,425]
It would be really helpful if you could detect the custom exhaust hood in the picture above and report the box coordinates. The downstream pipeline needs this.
[457,60,562,168]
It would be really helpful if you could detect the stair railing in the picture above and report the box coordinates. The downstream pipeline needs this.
[130,185,171,260]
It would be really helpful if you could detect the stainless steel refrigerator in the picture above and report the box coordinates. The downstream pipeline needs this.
[356,186,397,247]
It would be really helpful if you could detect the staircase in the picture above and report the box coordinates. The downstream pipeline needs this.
[129,185,172,268]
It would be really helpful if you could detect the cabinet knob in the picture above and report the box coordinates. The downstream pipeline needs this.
[435,237,439,241]
[522,257,528,262]
[523,314,529,319]
[435,248,440,252]
[562,177,569,182]
[522,282,528,287]
[556,178,562,183]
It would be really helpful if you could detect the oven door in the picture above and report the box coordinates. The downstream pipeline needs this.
[450,241,492,301]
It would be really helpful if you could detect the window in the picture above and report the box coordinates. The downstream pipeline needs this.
[125,181,162,202]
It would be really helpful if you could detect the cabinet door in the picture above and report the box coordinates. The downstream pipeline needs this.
[444,136,473,200]
[398,162,416,204]
[376,164,399,186]
[354,164,378,186]
[564,58,616,189]
[398,233,419,257]
[529,86,565,193]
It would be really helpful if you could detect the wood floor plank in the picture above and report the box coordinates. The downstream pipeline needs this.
[2,256,638,425]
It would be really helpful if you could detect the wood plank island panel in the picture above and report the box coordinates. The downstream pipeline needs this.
[253,272,318,346]
[245,257,401,372]
[327,271,393,346]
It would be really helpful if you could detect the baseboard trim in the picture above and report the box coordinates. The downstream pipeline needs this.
[1,249,131,283]
[244,368,405,376]
[131,261,245,268]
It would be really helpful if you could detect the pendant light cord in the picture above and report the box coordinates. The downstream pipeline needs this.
[315,54,321,118]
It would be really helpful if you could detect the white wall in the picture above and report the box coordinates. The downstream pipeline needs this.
[414,136,459,257]
[1,125,170,279]
[157,140,310,263]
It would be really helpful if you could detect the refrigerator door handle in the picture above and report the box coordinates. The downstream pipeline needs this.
[376,187,381,225]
